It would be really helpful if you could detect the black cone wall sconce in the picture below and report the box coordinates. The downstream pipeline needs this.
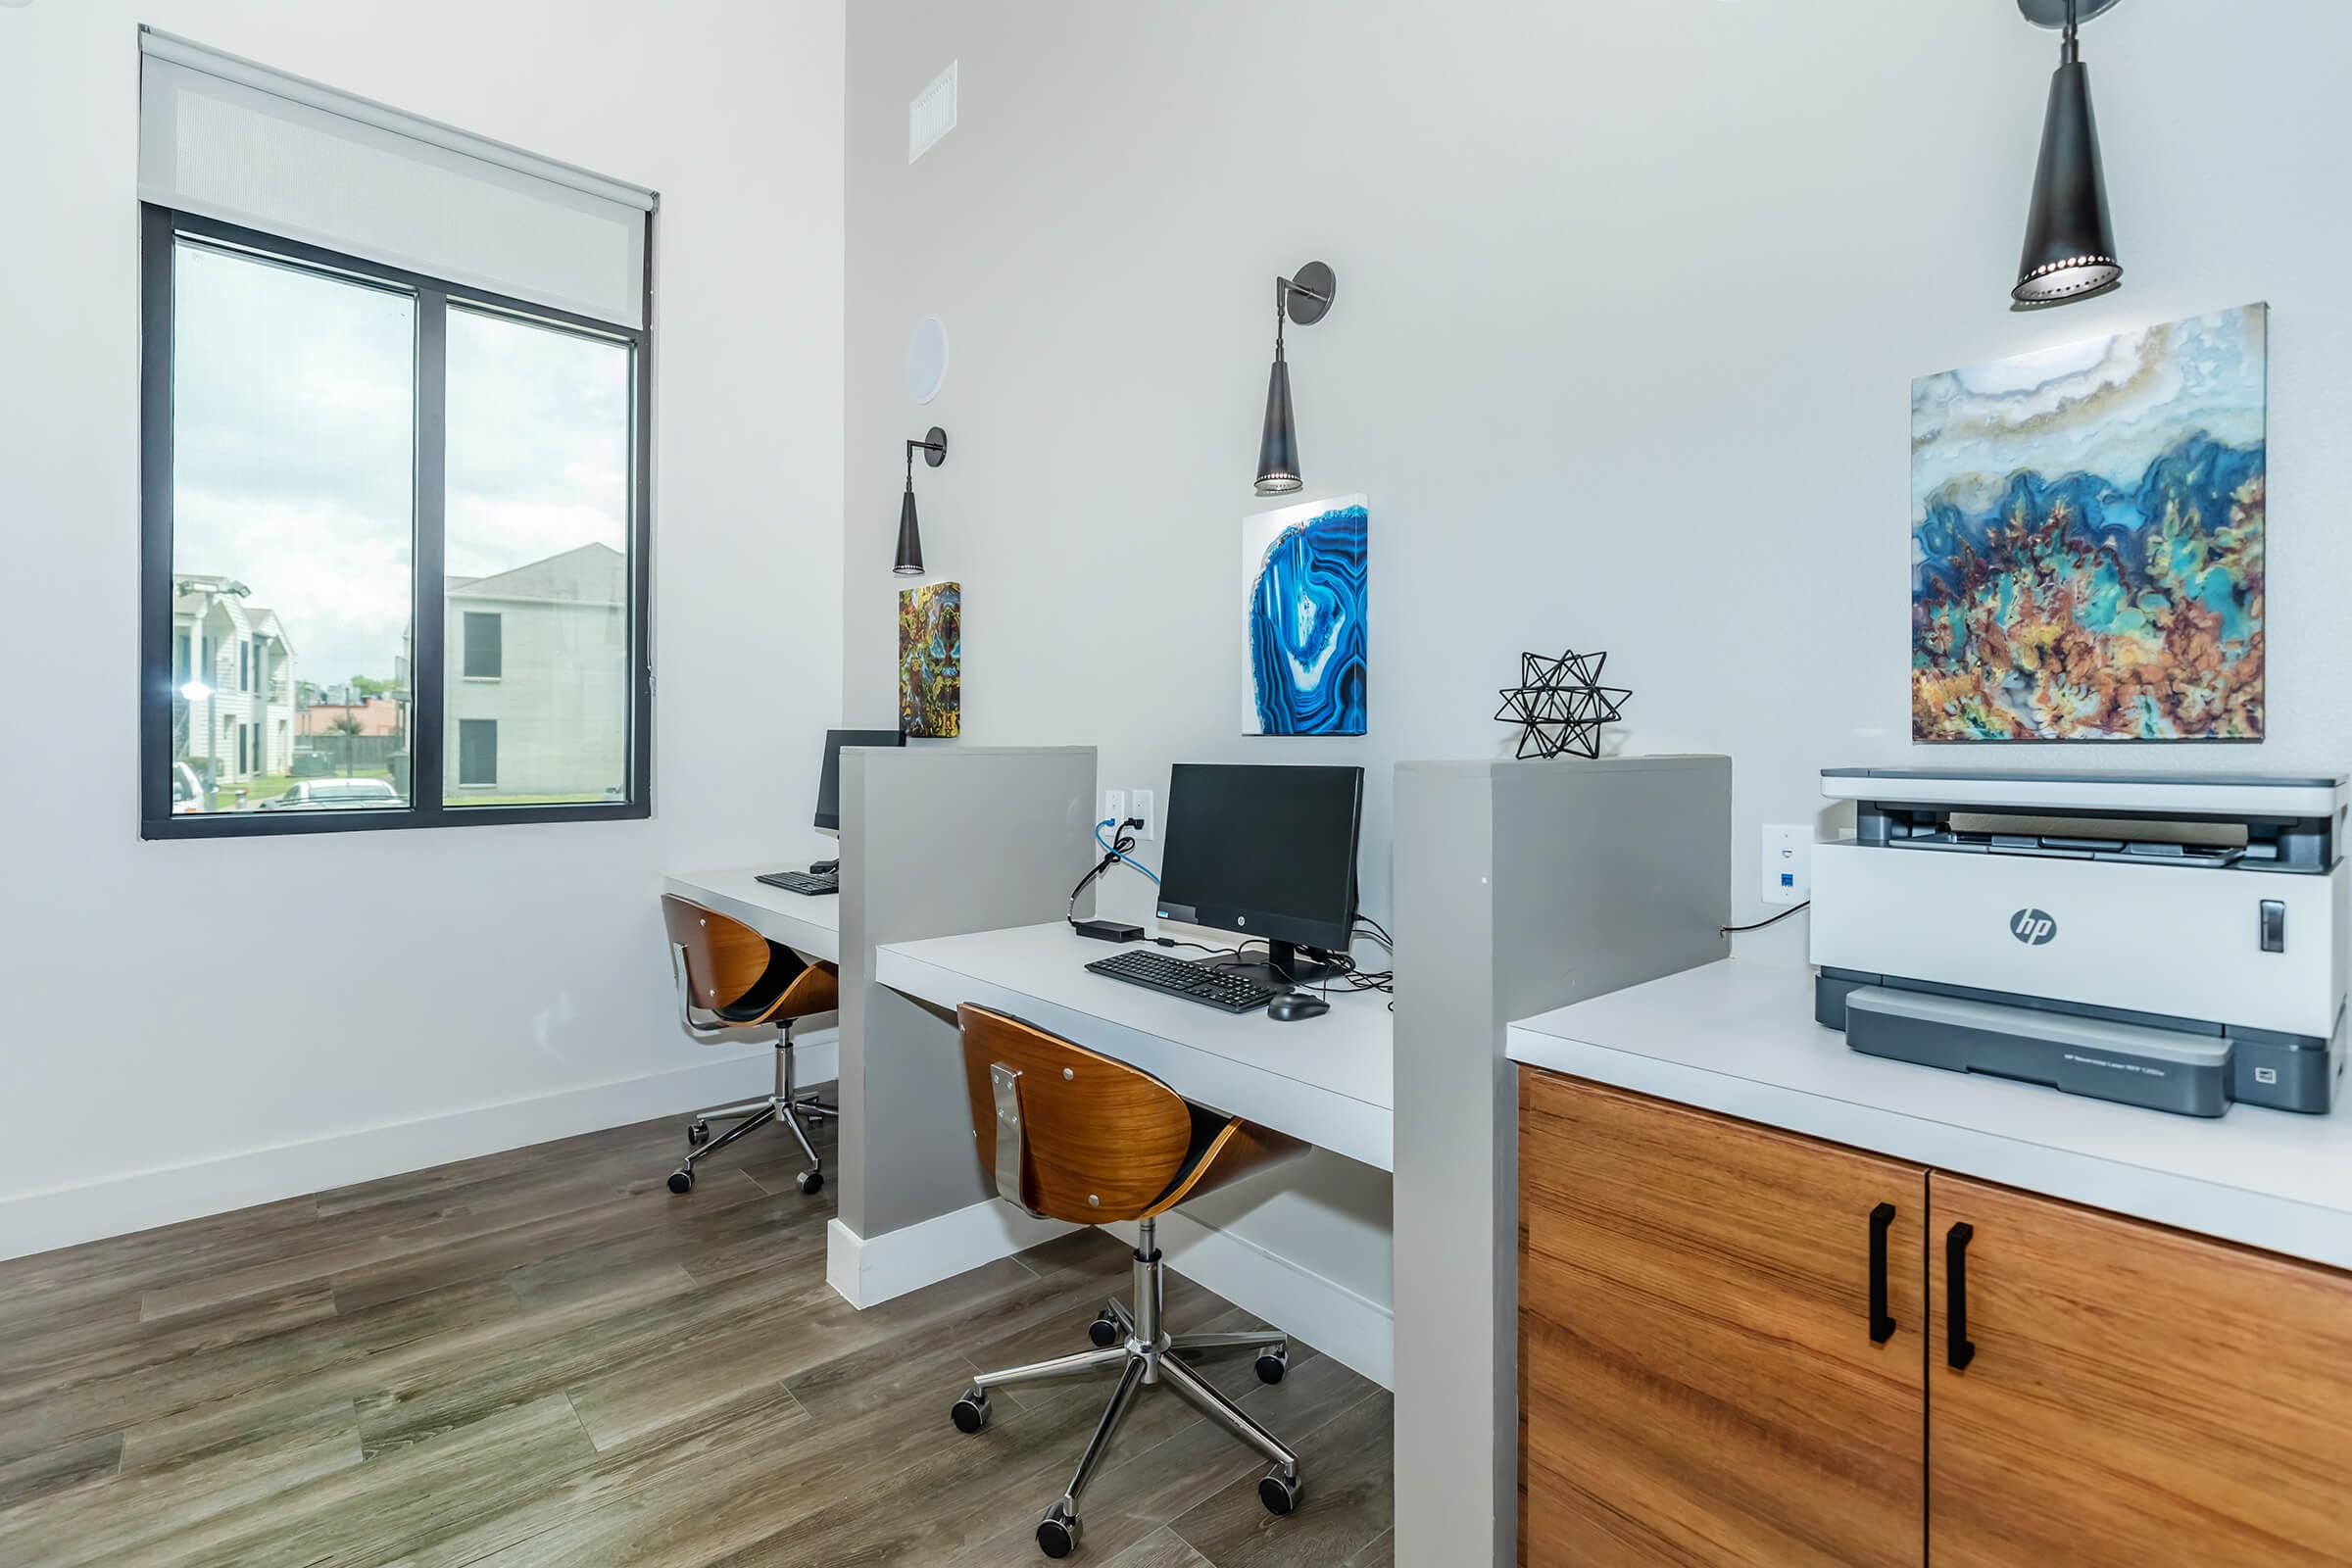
[895,426,947,576]
[1254,262,1337,496]
[2012,0,2124,306]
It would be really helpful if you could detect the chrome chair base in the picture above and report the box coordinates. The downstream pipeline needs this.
[667,1023,831,1195]
[949,1219,1301,1559]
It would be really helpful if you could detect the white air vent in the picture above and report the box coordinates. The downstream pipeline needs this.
[909,62,956,164]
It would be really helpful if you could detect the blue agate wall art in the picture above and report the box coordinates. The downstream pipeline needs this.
[1241,494,1368,736]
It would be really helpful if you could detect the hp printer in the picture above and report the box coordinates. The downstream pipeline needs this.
[1811,769,2348,1117]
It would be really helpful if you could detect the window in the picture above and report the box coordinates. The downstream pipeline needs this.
[461,612,502,680]
[458,719,499,788]
[141,226,648,836]
[137,35,652,840]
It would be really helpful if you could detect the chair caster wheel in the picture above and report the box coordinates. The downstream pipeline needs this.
[686,1120,710,1147]
[1257,1469,1301,1516]
[796,1169,824,1195]
[1089,1310,1122,1348]
[666,1167,693,1195]
[1254,1346,1289,1385]
[951,1389,991,1434]
[1035,1504,1080,1558]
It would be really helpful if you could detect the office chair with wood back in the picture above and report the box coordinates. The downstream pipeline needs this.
[946,1004,1310,1559]
[662,894,840,1196]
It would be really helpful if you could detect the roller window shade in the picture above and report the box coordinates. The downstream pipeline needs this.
[138,29,654,328]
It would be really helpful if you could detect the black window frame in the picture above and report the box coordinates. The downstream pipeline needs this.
[460,611,504,680]
[140,207,654,839]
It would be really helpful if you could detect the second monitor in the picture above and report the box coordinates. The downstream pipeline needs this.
[813,727,906,833]
[1155,761,1364,988]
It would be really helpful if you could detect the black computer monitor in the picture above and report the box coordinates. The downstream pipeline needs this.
[813,727,906,832]
[1155,762,1364,986]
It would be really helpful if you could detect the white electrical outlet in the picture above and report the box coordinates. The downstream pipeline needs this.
[1130,789,1155,840]
[1102,790,1126,832]
[1761,823,1811,906]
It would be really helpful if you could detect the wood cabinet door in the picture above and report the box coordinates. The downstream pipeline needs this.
[1519,1071,1928,1567]
[1928,1173,2352,1567]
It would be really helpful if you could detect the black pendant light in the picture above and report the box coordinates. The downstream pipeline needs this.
[2013,0,2124,306]
[1255,262,1336,495]
[895,426,947,576]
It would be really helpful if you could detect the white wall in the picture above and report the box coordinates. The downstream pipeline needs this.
[0,0,847,1259]
[843,0,2352,966]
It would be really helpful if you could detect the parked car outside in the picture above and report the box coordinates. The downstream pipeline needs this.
[171,761,205,814]
[259,778,403,810]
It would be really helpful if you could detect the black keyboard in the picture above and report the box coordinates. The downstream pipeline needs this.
[1085,950,1276,1013]
[758,867,839,896]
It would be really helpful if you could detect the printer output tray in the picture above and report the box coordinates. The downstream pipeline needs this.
[1845,987,2230,1117]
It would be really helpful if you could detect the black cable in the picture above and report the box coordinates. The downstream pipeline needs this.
[1720,901,1809,936]
[1156,936,1255,964]
[1066,818,1145,928]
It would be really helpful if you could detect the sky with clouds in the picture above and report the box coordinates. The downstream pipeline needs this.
[172,240,629,689]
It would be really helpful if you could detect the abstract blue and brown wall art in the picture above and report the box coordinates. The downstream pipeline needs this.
[1241,495,1369,736]
[898,580,961,738]
[1912,305,2266,742]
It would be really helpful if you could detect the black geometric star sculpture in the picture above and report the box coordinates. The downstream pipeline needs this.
[1494,649,1632,760]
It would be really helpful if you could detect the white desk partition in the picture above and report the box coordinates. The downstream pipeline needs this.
[829,746,1101,1309]
[1391,756,1732,1568]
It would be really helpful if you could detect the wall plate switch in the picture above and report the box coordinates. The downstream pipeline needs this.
[1102,790,1126,833]
[1131,789,1155,840]
[1762,823,1811,906]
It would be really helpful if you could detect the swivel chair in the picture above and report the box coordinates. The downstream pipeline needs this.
[662,894,839,1196]
[946,1004,1309,1559]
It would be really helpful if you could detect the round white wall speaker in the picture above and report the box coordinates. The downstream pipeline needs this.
[905,315,950,405]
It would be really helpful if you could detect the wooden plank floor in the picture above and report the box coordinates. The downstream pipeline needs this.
[0,1106,1393,1566]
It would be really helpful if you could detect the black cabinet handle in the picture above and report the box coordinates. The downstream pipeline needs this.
[1867,1202,1897,1343]
[1945,1222,1977,1370]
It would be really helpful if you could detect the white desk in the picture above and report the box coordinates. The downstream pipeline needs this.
[664,864,841,964]
[874,923,1395,1171]
[1507,958,2352,1270]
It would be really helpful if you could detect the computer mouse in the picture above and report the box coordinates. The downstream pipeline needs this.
[1266,992,1330,1022]
[810,858,840,874]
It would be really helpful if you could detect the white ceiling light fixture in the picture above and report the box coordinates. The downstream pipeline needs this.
[905,315,950,405]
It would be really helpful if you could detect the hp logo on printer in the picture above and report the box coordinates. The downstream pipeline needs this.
[2009,908,2058,946]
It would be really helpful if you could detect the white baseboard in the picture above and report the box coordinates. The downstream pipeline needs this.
[826,1200,1075,1308]
[823,1197,1393,1391]
[1107,1211,1394,1391]
[0,1030,839,1263]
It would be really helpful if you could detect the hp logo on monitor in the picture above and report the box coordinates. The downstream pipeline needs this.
[2010,908,2058,946]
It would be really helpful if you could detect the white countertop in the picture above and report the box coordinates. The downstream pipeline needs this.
[1507,958,2352,1271]
[876,923,1394,1171]
[665,862,842,964]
